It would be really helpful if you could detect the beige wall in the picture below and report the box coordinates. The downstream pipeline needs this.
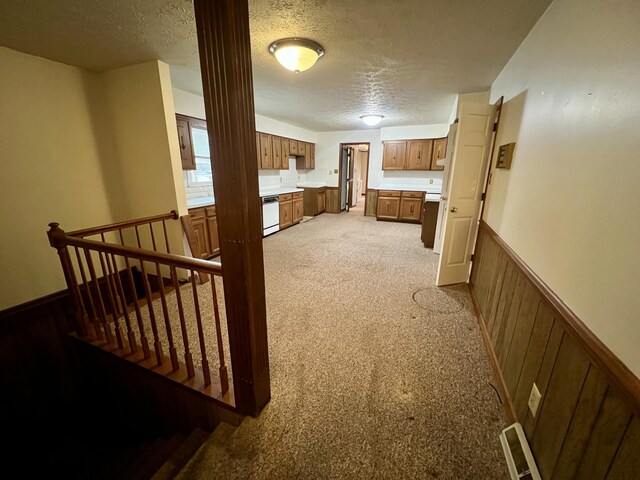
[0,47,118,310]
[485,0,640,376]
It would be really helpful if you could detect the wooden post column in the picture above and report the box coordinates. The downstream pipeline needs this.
[193,0,270,416]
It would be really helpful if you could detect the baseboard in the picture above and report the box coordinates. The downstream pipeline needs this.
[468,283,517,423]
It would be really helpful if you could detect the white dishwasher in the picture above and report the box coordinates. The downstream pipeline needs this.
[262,195,280,236]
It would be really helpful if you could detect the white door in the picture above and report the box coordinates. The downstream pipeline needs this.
[436,103,496,286]
[433,123,458,255]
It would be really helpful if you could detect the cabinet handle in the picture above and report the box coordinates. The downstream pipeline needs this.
[180,136,186,150]
[386,203,390,213]
[418,149,421,160]
[410,204,414,214]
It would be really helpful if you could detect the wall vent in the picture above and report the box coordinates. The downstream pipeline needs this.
[499,423,541,480]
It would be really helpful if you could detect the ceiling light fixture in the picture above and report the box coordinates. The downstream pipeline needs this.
[269,38,324,73]
[360,115,384,126]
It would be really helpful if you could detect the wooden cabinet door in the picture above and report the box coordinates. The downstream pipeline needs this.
[431,137,447,171]
[256,132,262,169]
[382,141,407,170]
[376,197,400,220]
[305,143,313,168]
[317,192,326,213]
[279,201,293,228]
[272,136,282,169]
[282,137,290,168]
[400,197,422,221]
[290,139,299,155]
[259,133,273,169]
[310,143,315,169]
[190,213,211,258]
[176,115,195,170]
[292,198,304,223]
[206,211,220,256]
[407,140,433,170]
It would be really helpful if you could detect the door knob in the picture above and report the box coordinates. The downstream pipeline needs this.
[441,195,448,201]
[450,206,458,213]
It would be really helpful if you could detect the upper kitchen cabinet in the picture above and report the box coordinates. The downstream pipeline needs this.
[406,139,433,170]
[431,137,447,171]
[176,114,195,170]
[290,139,299,155]
[382,141,407,170]
[272,135,283,169]
[382,137,448,171]
[259,132,273,169]
[297,142,315,169]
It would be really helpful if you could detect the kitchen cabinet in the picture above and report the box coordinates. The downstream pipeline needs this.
[292,192,304,223]
[382,137,448,171]
[382,141,407,170]
[259,133,273,169]
[279,193,293,229]
[406,139,433,171]
[303,187,326,216]
[421,202,439,248]
[176,115,196,170]
[187,205,220,258]
[272,136,283,170]
[376,190,423,224]
[400,196,422,222]
[255,132,315,171]
[376,190,401,220]
[431,137,447,171]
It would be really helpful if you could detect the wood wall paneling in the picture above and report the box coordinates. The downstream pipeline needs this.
[365,189,378,217]
[469,220,640,479]
[325,187,341,213]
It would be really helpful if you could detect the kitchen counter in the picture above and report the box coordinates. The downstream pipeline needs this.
[296,181,327,188]
[187,186,304,208]
[373,182,441,193]
[424,193,441,203]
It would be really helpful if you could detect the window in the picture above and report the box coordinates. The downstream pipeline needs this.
[187,127,213,186]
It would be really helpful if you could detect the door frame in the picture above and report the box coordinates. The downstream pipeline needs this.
[338,142,371,213]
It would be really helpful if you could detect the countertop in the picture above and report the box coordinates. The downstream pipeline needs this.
[296,181,328,188]
[424,193,441,203]
[373,182,441,193]
[186,185,304,209]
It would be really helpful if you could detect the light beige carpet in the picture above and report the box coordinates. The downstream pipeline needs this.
[163,208,510,479]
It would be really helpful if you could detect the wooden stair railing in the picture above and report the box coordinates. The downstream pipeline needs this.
[47,212,231,405]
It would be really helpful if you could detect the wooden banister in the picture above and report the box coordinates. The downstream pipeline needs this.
[67,210,179,238]
[62,235,223,275]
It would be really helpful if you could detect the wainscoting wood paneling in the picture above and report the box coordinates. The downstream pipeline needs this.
[325,187,341,214]
[470,220,640,479]
[365,189,378,217]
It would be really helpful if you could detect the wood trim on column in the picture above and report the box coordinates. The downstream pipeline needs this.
[193,0,270,416]
[476,220,640,416]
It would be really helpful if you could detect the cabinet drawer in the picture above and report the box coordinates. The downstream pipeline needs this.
[205,206,216,217]
[293,191,304,199]
[378,190,401,198]
[279,193,292,202]
[402,191,424,198]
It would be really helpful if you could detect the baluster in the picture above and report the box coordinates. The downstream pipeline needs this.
[119,229,149,357]
[83,248,114,344]
[211,276,229,394]
[98,251,124,350]
[190,270,211,386]
[47,224,90,337]
[110,252,137,354]
[162,220,171,253]
[74,246,103,340]
[101,233,123,315]
[136,225,164,365]
[149,223,178,369]
[171,266,195,378]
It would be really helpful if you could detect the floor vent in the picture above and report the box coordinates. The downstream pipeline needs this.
[499,423,541,480]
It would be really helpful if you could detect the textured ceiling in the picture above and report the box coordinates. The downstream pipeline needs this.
[0,0,552,131]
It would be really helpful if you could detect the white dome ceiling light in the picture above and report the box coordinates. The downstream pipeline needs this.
[360,115,384,126]
[269,38,325,73]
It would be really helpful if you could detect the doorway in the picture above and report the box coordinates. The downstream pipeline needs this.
[338,143,370,214]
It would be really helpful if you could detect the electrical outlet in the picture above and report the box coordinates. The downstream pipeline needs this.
[429,178,433,184]
[528,383,541,417]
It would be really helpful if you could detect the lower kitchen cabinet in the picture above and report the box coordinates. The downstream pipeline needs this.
[376,190,424,224]
[303,187,326,216]
[421,202,439,248]
[187,205,220,258]
[293,192,304,223]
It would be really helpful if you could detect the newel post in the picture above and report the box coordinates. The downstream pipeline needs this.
[48,223,89,338]
[193,0,271,416]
